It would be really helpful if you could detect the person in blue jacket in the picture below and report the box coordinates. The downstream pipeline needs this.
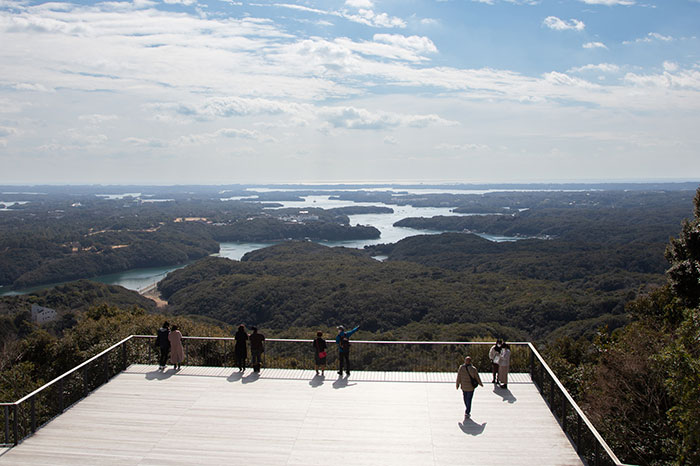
[335,325,359,377]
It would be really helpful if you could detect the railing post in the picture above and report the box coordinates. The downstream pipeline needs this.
[83,365,89,398]
[595,439,600,466]
[549,377,555,412]
[529,345,535,382]
[12,404,18,446]
[576,414,582,453]
[148,341,152,363]
[30,397,36,434]
[122,341,128,370]
[4,405,9,445]
[58,378,64,413]
[185,340,189,365]
[562,397,567,433]
[103,354,109,384]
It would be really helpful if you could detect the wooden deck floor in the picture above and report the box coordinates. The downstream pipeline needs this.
[0,365,583,465]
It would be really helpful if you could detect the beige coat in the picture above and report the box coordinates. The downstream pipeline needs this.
[168,330,184,364]
[456,364,482,391]
[498,348,511,385]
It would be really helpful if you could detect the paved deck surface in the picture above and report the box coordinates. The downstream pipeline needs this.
[0,365,583,465]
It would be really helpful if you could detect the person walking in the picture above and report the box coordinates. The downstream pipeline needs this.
[169,325,184,371]
[335,325,359,377]
[489,339,503,384]
[155,321,170,371]
[234,325,248,372]
[456,356,483,418]
[313,331,328,376]
[498,342,511,389]
[249,326,265,373]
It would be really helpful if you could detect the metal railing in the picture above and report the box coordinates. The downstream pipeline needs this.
[0,336,633,466]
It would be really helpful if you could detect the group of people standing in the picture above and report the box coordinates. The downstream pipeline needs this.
[489,339,511,388]
[154,321,184,371]
[312,325,360,377]
[234,325,266,372]
[455,339,512,418]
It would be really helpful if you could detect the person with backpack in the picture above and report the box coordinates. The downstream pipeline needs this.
[249,326,265,373]
[155,321,170,371]
[456,356,483,418]
[335,325,359,377]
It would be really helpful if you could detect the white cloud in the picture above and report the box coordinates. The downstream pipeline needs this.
[583,41,608,49]
[346,8,406,28]
[271,3,406,29]
[624,68,700,90]
[12,82,53,91]
[124,137,167,147]
[0,125,18,137]
[568,63,620,74]
[623,32,674,44]
[436,143,491,151]
[79,114,118,124]
[578,0,635,5]
[373,34,437,55]
[320,106,456,130]
[543,16,585,31]
[383,136,398,145]
[345,0,373,8]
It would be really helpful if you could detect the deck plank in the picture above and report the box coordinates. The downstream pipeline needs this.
[1,365,582,465]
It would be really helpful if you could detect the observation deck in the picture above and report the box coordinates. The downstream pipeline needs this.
[1,337,630,466]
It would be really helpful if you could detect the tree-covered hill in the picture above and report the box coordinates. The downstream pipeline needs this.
[157,239,656,338]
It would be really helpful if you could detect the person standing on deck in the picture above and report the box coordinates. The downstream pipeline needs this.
[155,321,170,371]
[456,356,483,418]
[498,343,511,389]
[336,325,359,377]
[234,325,249,372]
[249,326,265,373]
[313,331,328,376]
[489,339,503,384]
[169,325,184,371]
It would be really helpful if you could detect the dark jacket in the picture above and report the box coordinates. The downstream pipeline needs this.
[155,327,170,349]
[235,330,248,351]
[250,332,265,352]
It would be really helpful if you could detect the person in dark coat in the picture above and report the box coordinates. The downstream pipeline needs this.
[234,325,249,372]
[155,321,170,370]
[335,324,359,377]
[313,331,327,376]
[249,326,265,373]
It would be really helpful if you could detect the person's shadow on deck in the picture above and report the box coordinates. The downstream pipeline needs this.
[145,369,175,381]
[332,376,356,389]
[458,419,487,436]
[493,387,517,403]
[309,374,325,387]
[242,372,260,384]
[227,372,244,383]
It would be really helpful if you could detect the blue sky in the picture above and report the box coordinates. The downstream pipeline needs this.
[0,0,699,184]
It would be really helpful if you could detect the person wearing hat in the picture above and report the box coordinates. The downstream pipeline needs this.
[249,326,265,373]
[335,324,359,377]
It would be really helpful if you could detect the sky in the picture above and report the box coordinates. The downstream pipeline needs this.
[0,0,699,185]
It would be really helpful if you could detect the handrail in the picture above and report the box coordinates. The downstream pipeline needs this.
[13,335,134,405]
[133,335,529,345]
[528,342,634,466]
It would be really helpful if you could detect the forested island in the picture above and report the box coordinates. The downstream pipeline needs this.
[1,183,699,465]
